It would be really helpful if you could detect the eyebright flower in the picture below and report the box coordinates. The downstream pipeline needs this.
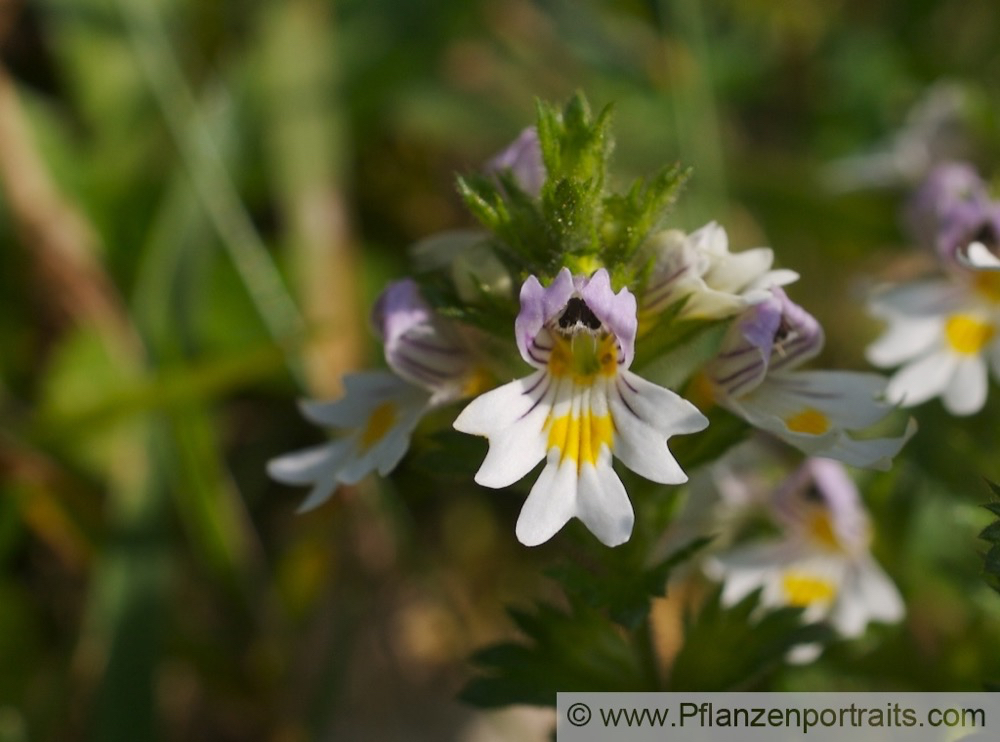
[453,268,708,547]
[706,458,904,662]
[639,221,798,324]
[705,288,914,469]
[867,278,1000,415]
[906,161,1000,271]
[485,126,545,198]
[268,279,481,511]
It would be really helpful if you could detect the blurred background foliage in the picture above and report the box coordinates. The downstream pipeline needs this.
[2,0,1000,740]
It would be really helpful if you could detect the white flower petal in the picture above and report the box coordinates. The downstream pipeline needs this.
[786,643,824,664]
[960,240,1000,269]
[832,556,904,637]
[817,418,917,471]
[680,288,751,319]
[267,441,351,486]
[740,371,893,431]
[855,555,905,624]
[943,356,988,415]
[866,315,942,367]
[515,454,578,547]
[616,370,709,437]
[608,371,707,484]
[454,371,551,488]
[748,268,800,292]
[575,457,634,546]
[869,279,964,318]
[885,351,957,407]
[705,542,804,606]
[704,247,774,294]
[271,374,430,511]
[299,372,418,427]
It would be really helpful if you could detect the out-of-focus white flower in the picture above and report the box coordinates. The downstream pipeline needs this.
[269,279,483,511]
[867,278,1000,415]
[706,458,905,663]
[822,82,972,192]
[639,221,798,323]
[268,372,430,512]
[905,161,1000,271]
[706,288,914,469]
[454,268,707,547]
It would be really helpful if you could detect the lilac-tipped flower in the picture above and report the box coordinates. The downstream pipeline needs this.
[516,268,638,370]
[937,200,1000,270]
[707,289,913,471]
[485,127,545,198]
[906,161,1000,270]
[773,458,870,555]
[706,457,904,661]
[705,288,824,398]
[455,268,706,547]
[372,279,479,405]
[269,279,484,511]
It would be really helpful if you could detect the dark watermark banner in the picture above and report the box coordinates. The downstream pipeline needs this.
[557,692,999,741]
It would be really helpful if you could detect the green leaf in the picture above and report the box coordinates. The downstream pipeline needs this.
[460,600,649,708]
[546,536,713,630]
[980,482,1000,593]
[669,588,834,691]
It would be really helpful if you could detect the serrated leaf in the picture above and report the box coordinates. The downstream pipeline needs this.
[669,588,833,691]
[460,599,649,709]
[979,521,1000,543]
[546,536,713,630]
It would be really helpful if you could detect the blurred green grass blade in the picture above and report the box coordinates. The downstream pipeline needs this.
[128,87,264,595]
[256,0,364,395]
[657,0,727,227]
[34,340,286,440]
[164,404,262,596]
[115,0,306,384]
[76,417,169,742]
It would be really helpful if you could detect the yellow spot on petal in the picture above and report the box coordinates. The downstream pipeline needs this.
[974,272,1000,304]
[359,402,397,450]
[781,572,837,607]
[808,512,840,550]
[546,409,614,469]
[785,408,830,435]
[685,371,717,412]
[945,313,995,355]
[461,367,494,398]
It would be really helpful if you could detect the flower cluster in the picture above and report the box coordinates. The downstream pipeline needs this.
[269,96,912,555]
[867,161,1000,415]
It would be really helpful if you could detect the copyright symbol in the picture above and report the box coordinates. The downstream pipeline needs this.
[567,702,592,727]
